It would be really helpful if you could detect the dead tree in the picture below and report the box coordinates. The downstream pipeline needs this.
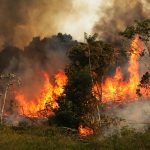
[0,73,21,125]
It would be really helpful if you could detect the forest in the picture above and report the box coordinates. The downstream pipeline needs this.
[0,18,150,149]
[1,1,150,150]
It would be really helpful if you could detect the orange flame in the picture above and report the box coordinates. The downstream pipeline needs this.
[93,34,149,103]
[15,70,67,117]
[78,125,93,136]
[15,35,149,118]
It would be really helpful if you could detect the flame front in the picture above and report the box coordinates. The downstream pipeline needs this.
[15,70,67,117]
[15,35,149,118]
[93,34,149,103]
[78,125,93,136]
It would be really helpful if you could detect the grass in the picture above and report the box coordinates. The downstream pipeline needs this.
[0,125,150,150]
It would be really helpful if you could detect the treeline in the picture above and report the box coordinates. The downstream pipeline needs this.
[0,19,149,130]
[52,19,150,130]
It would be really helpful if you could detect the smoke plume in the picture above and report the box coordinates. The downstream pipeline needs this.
[0,0,73,48]
[102,100,150,137]
[0,33,76,111]
[0,0,101,49]
[93,0,150,47]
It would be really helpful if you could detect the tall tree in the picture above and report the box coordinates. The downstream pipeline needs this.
[54,34,118,128]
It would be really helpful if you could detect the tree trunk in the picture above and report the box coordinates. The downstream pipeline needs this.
[95,80,103,126]
[0,85,9,125]
[87,40,103,127]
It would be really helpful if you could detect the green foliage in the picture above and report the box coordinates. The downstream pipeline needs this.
[120,19,150,97]
[47,115,56,126]
[54,34,118,128]
[90,41,118,80]
[0,126,85,150]
[0,126,150,150]
[68,34,118,82]
[55,69,97,128]
[140,72,150,85]
[18,121,28,127]
[120,19,150,41]
[136,72,150,97]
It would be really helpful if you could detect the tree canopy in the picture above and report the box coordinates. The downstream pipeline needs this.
[54,34,118,128]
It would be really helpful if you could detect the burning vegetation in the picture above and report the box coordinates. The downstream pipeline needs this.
[0,18,150,138]
[78,125,94,137]
[93,34,149,103]
[15,70,67,117]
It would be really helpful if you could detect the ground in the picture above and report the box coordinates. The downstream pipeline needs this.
[0,125,150,150]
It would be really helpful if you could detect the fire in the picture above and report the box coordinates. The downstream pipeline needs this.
[15,70,67,117]
[78,125,93,136]
[14,34,149,118]
[93,34,149,103]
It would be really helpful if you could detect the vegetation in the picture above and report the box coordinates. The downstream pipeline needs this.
[120,19,150,97]
[52,19,150,130]
[0,73,20,124]
[54,33,118,129]
[0,19,150,149]
[0,125,150,150]
[120,19,150,45]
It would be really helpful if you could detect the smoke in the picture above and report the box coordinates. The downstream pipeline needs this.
[93,0,150,47]
[0,0,149,127]
[0,33,76,110]
[17,34,75,100]
[0,0,73,48]
[4,114,48,126]
[0,0,149,48]
[102,99,150,137]
[114,100,150,129]
[0,0,102,49]
[0,33,75,73]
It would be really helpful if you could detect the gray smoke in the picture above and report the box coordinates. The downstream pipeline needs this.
[102,99,150,137]
[0,33,76,113]
[93,0,150,47]
[0,0,73,49]
[114,100,150,129]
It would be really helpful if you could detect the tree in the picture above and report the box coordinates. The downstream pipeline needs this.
[84,33,118,102]
[54,34,118,129]
[120,19,150,56]
[0,73,20,124]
